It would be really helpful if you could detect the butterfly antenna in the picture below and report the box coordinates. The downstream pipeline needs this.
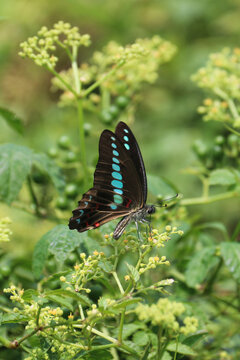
[155,193,179,207]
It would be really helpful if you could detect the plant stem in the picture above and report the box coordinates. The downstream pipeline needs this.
[157,327,163,359]
[72,45,81,94]
[112,271,124,294]
[118,308,126,343]
[82,60,125,98]
[204,258,223,295]
[47,66,79,98]
[77,98,87,183]
[181,190,239,206]
[224,123,240,136]
[27,175,40,216]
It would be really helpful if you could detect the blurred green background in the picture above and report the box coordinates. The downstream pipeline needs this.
[1,0,240,253]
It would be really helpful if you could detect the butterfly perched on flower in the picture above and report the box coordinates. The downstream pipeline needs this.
[69,121,155,239]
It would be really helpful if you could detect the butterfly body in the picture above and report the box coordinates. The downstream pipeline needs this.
[69,121,154,239]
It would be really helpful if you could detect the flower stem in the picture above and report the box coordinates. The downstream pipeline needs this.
[112,271,124,295]
[82,60,125,98]
[77,98,87,183]
[181,190,239,206]
[118,308,126,343]
[27,175,40,216]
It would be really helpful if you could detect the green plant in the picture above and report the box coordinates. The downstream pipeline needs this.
[1,20,240,360]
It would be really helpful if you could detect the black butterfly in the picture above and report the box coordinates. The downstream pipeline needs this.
[69,121,155,239]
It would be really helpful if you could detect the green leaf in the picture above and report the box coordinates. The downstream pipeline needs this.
[185,246,220,287]
[126,262,140,282]
[32,228,51,279]
[22,289,39,303]
[198,222,228,240]
[133,331,149,346]
[45,289,91,306]
[120,323,144,340]
[33,225,83,278]
[220,242,240,283]
[162,352,172,360]
[114,297,142,310]
[167,342,197,356]
[148,174,177,197]
[209,169,236,186]
[44,294,73,311]
[0,312,30,325]
[0,144,33,204]
[33,153,65,192]
[183,330,208,347]
[0,107,24,134]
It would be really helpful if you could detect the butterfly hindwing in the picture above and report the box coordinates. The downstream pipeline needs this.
[69,122,146,233]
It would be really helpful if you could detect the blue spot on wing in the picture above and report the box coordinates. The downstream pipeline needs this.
[124,143,130,150]
[123,135,129,142]
[112,172,122,180]
[113,150,119,156]
[114,189,123,195]
[110,204,117,210]
[111,180,123,189]
[124,129,129,133]
[113,157,119,164]
[111,143,117,149]
[114,194,123,204]
[112,164,120,171]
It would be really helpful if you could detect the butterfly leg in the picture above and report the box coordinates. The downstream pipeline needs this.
[135,221,142,242]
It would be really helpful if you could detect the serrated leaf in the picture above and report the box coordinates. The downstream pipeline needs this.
[98,260,114,273]
[33,225,83,278]
[133,331,149,346]
[74,349,112,360]
[198,222,229,242]
[44,294,73,311]
[114,297,142,310]
[0,107,24,134]
[126,262,140,282]
[167,342,197,356]
[209,169,236,186]
[0,312,30,325]
[0,144,33,204]
[220,242,240,283]
[185,246,220,287]
[22,289,39,303]
[33,153,65,192]
[183,330,208,347]
[162,352,172,360]
[45,289,91,307]
[148,174,177,197]
[119,323,145,340]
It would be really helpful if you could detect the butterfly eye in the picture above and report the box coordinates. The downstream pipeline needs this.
[147,206,155,214]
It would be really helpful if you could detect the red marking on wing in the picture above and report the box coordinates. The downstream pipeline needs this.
[94,222,100,228]
[86,221,89,227]
[95,203,99,210]
[126,199,132,208]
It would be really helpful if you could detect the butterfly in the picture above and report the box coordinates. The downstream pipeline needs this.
[69,121,155,239]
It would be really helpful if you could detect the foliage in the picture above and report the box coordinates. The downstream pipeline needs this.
[0,15,240,360]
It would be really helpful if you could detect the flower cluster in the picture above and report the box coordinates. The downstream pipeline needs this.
[19,21,91,69]
[0,217,12,242]
[52,35,176,111]
[60,251,105,292]
[192,47,240,128]
[4,285,81,358]
[135,298,198,335]
[142,226,183,249]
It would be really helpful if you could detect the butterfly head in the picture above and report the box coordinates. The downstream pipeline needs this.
[146,205,155,214]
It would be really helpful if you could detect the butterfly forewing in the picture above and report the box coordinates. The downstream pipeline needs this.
[115,122,147,203]
[69,122,146,233]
